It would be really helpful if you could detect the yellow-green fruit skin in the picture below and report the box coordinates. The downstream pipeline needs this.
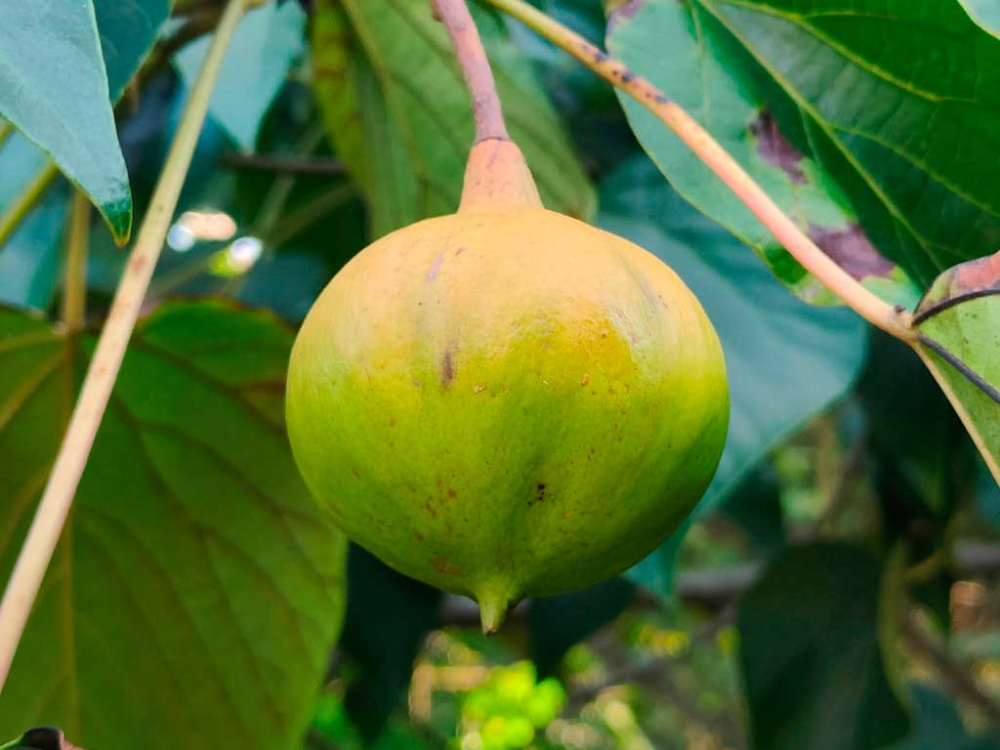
[287,207,728,619]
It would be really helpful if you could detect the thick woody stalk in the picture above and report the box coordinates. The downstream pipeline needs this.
[0,0,250,692]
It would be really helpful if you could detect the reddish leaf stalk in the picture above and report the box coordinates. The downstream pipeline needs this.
[432,0,511,143]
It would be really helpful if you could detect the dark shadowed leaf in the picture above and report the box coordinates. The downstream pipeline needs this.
[529,578,635,677]
[311,0,595,237]
[0,301,347,750]
[0,1,131,242]
[738,543,910,750]
[340,545,442,742]
[607,0,1000,301]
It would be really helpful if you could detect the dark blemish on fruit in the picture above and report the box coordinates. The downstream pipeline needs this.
[440,348,456,388]
[413,378,423,389]
[351,469,360,479]
[448,488,457,499]
[621,69,636,84]
[414,532,424,542]
[529,483,547,506]
[455,246,466,256]
[423,502,438,517]
[581,374,590,386]
[433,559,462,576]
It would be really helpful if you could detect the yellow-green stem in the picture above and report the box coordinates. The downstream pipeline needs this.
[482,0,914,342]
[0,0,250,694]
[0,162,59,249]
[61,192,91,332]
[0,121,13,151]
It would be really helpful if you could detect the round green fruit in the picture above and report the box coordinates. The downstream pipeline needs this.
[287,139,728,632]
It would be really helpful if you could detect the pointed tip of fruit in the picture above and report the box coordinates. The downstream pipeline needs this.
[477,588,515,635]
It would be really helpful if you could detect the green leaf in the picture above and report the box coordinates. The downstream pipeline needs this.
[607,0,1000,300]
[175,2,307,152]
[312,0,595,237]
[889,685,1000,750]
[0,301,347,749]
[913,251,1000,486]
[0,0,132,243]
[94,0,172,102]
[738,543,911,750]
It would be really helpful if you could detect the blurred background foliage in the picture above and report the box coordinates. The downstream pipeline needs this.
[2,0,1000,748]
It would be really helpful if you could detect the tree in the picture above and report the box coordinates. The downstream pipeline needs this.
[0,0,998,747]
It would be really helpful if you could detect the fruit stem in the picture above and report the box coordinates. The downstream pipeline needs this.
[480,0,916,343]
[432,0,511,143]
[0,0,250,694]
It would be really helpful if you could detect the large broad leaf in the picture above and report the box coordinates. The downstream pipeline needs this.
[0,301,347,749]
[175,2,307,153]
[94,0,172,102]
[607,0,1000,300]
[913,251,1000,485]
[738,543,910,750]
[0,0,131,243]
[312,0,595,237]
[601,159,866,594]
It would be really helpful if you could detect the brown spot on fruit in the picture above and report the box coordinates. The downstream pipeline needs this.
[448,487,458,498]
[440,348,456,389]
[808,224,895,280]
[528,483,547,506]
[414,532,424,542]
[455,246,466,256]
[474,384,486,393]
[581,374,590,386]
[423,502,438,517]
[433,559,463,576]
[749,111,807,185]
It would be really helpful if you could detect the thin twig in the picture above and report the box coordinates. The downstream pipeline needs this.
[432,0,510,142]
[0,0,250,693]
[218,153,346,177]
[61,192,91,332]
[480,0,914,342]
[0,162,60,249]
[901,611,1000,725]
